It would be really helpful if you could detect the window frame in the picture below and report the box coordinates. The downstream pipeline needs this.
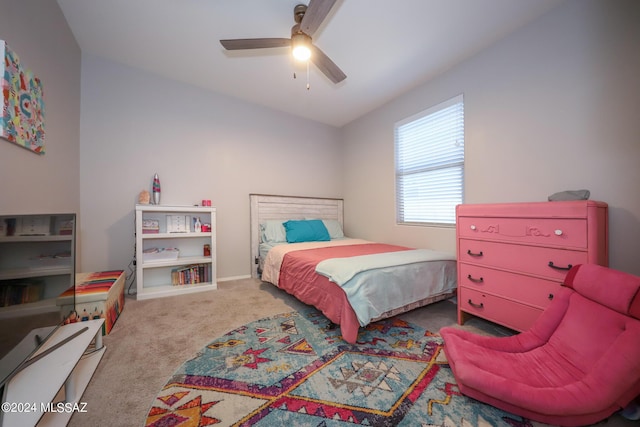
[394,94,465,227]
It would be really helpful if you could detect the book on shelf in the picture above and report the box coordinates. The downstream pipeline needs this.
[171,264,211,286]
[142,219,160,234]
[56,217,75,235]
[0,279,45,307]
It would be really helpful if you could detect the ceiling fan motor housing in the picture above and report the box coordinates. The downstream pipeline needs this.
[294,4,307,23]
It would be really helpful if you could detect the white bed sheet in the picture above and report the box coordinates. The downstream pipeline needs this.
[260,239,457,326]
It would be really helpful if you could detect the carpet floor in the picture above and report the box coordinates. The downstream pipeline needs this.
[67,278,636,427]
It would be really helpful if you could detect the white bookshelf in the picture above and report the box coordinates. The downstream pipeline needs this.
[135,205,216,300]
[0,214,76,319]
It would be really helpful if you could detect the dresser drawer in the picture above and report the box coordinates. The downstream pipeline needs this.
[459,264,560,309]
[459,238,587,281]
[460,287,542,332]
[458,216,587,248]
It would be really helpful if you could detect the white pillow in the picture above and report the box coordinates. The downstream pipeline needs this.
[322,219,344,239]
[260,221,287,243]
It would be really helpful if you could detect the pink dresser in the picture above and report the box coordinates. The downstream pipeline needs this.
[456,200,608,331]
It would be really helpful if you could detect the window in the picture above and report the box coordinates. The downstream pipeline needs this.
[395,95,464,225]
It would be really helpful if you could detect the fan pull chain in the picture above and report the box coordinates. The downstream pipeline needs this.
[292,63,311,91]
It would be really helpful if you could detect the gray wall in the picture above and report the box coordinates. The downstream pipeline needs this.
[0,0,82,260]
[0,0,81,212]
[2,0,639,280]
[79,55,342,279]
[342,0,640,275]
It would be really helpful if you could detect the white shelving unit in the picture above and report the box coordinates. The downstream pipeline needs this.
[0,214,76,320]
[135,205,216,300]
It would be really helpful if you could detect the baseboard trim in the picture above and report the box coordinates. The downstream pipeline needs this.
[217,274,252,282]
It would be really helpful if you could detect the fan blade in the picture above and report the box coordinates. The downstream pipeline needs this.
[300,0,337,36]
[220,38,290,50]
[310,45,346,84]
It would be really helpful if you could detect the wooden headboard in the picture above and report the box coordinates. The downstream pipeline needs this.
[249,194,344,278]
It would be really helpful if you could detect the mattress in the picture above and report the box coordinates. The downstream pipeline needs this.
[261,238,457,343]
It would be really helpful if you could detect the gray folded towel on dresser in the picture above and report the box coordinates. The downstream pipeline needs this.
[548,190,590,201]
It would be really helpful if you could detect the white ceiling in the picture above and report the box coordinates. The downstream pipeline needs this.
[56,0,562,127]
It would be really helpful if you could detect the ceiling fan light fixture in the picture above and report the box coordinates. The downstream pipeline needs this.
[219,0,346,84]
[291,33,311,61]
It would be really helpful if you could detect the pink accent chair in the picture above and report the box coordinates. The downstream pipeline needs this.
[440,264,640,426]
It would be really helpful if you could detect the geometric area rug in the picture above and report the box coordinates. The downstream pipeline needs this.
[144,308,551,427]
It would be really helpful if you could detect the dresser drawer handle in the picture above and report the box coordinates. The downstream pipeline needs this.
[467,249,484,257]
[468,299,484,309]
[467,274,484,283]
[548,261,573,271]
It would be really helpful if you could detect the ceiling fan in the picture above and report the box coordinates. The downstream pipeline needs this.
[220,0,346,84]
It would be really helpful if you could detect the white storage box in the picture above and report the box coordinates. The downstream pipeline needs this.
[143,247,180,261]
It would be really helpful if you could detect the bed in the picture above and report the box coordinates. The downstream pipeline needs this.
[250,194,457,344]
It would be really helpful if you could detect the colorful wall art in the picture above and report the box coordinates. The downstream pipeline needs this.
[1,40,45,154]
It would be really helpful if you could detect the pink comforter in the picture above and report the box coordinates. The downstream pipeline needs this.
[275,242,411,344]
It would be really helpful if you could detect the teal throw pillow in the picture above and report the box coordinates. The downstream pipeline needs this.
[283,219,330,243]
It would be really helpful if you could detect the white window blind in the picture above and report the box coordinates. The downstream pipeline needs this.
[395,95,464,225]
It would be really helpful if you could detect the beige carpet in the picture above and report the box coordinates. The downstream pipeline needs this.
[67,278,635,427]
